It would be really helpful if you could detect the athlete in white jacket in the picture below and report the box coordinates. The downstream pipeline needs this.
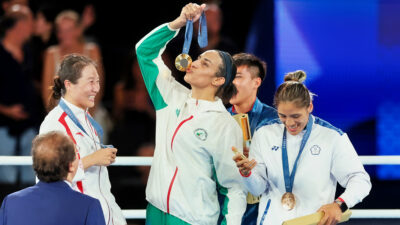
[234,70,371,225]
[39,54,126,225]
[136,3,246,225]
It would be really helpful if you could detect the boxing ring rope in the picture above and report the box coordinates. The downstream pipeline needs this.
[120,209,400,219]
[1,155,400,166]
[0,155,399,219]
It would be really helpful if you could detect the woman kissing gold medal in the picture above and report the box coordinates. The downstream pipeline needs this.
[175,11,208,71]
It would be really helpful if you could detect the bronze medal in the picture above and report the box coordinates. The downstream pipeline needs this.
[281,192,296,210]
[175,53,192,72]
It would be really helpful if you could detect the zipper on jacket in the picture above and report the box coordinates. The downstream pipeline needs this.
[87,117,113,225]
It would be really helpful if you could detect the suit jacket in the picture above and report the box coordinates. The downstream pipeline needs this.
[0,181,106,225]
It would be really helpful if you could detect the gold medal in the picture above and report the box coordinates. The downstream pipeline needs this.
[175,53,192,72]
[281,192,296,210]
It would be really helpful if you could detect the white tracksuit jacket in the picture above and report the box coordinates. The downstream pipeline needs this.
[39,98,126,225]
[136,23,246,225]
[243,116,371,225]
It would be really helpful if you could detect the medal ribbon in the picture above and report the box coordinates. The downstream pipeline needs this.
[282,114,313,193]
[182,12,208,54]
[59,99,112,148]
[198,11,208,48]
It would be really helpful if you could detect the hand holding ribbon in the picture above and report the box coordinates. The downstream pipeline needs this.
[170,3,206,29]
[173,3,208,71]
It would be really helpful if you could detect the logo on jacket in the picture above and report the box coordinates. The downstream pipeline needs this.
[194,128,207,141]
[310,145,321,155]
[271,146,279,151]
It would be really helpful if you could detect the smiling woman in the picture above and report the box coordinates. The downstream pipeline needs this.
[47,54,97,110]
[233,70,372,225]
[39,54,127,225]
[63,63,99,109]
[274,70,314,135]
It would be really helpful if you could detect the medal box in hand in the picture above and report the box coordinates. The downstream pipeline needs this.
[282,210,352,225]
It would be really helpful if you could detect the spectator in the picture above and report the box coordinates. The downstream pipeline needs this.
[30,4,58,85]
[41,10,104,112]
[0,0,28,16]
[110,55,155,157]
[0,4,41,189]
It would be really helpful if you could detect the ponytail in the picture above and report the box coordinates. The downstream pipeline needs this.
[47,76,64,111]
[52,76,63,100]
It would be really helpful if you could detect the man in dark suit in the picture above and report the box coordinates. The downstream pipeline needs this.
[0,131,106,225]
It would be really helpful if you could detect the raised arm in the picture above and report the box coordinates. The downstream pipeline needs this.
[169,3,206,30]
[135,3,206,110]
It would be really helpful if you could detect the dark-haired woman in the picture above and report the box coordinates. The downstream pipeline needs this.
[234,70,371,225]
[136,3,246,225]
[39,54,126,225]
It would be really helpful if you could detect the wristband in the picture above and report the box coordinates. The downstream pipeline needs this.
[335,198,348,212]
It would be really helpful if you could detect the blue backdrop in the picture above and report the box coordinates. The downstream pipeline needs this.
[246,0,400,179]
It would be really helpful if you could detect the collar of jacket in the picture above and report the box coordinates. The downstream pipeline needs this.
[60,97,88,118]
[186,92,226,113]
[36,180,72,190]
